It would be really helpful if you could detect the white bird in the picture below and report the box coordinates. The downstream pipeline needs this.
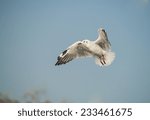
[55,28,115,67]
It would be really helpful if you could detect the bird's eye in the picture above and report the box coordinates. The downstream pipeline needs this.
[82,40,88,43]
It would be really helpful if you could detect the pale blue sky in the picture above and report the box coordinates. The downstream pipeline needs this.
[0,0,150,102]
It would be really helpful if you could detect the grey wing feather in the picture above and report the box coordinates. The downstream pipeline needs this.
[95,28,111,51]
[55,42,91,66]
[55,53,74,65]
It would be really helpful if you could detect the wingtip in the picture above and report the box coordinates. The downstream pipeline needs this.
[55,62,60,66]
[100,28,105,31]
[55,60,64,66]
[98,28,105,33]
[100,28,105,30]
[55,61,59,66]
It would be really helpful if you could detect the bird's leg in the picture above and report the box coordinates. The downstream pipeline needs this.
[100,54,106,65]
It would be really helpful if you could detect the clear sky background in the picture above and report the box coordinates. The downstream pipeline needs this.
[0,0,150,102]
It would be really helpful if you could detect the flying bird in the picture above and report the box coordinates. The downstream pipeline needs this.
[55,28,115,67]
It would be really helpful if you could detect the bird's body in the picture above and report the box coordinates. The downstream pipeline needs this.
[55,28,115,67]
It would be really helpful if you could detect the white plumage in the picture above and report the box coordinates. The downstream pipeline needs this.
[55,28,115,67]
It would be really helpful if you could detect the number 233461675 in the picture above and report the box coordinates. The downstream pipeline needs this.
[80,108,132,117]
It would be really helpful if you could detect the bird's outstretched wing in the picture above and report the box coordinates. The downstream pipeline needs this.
[55,41,91,65]
[95,28,111,51]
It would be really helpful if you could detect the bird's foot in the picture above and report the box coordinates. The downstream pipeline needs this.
[100,55,106,65]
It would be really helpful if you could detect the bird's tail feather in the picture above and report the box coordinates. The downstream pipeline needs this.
[95,51,115,67]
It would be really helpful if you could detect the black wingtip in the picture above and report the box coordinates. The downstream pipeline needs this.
[55,61,59,66]
[55,60,63,66]
[55,56,61,66]
[55,60,67,66]
[101,29,106,33]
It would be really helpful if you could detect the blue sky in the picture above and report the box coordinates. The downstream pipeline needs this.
[0,0,150,102]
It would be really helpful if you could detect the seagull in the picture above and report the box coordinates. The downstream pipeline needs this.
[55,28,115,67]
